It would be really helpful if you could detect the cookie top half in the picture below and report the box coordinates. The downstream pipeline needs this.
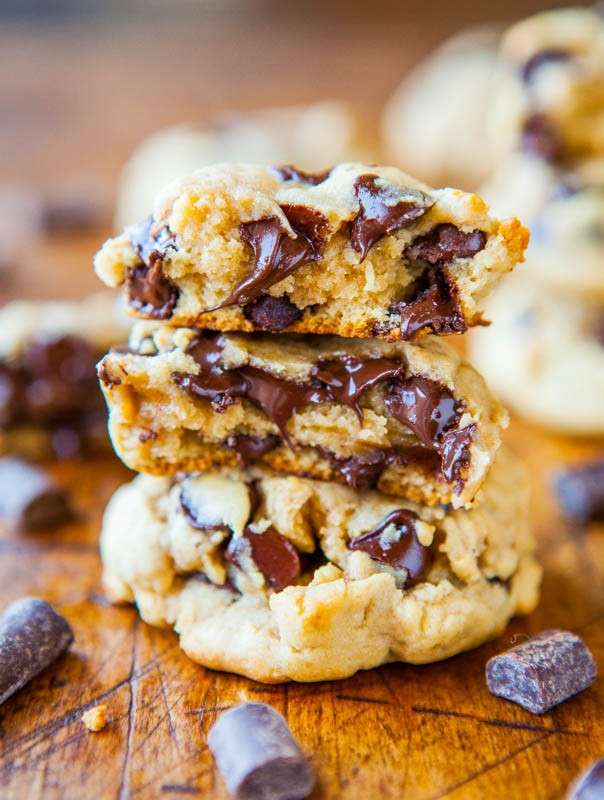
[95,162,527,341]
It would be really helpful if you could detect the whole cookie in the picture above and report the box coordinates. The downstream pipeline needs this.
[100,447,540,682]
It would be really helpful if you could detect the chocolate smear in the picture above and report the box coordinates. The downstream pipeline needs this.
[274,165,331,185]
[227,434,281,466]
[0,457,72,530]
[553,459,604,523]
[396,268,467,340]
[208,703,315,800]
[0,597,74,706]
[220,204,328,307]
[486,629,597,714]
[349,509,432,587]
[173,333,247,411]
[405,223,486,266]
[322,449,392,491]
[351,174,433,260]
[522,48,571,84]
[243,294,303,331]
[228,526,301,592]
[385,376,473,487]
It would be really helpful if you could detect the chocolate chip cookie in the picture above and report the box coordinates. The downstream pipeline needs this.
[95,163,527,340]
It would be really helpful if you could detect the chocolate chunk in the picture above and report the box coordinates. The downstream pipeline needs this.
[129,215,176,264]
[323,449,391,490]
[0,597,74,705]
[568,758,604,800]
[126,252,179,320]
[208,702,314,800]
[228,526,301,591]
[521,48,571,84]
[0,457,72,529]
[385,376,473,488]
[405,223,486,266]
[486,629,597,714]
[396,269,467,340]
[522,114,561,161]
[310,355,403,421]
[227,434,280,465]
[274,165,331,185]
[553,459,604,523]
[221,205,328,307]
[349,509,431,587]
[351,174,433,260]
[243,294,303,331]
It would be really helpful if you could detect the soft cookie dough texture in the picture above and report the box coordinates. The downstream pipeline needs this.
[101,447,541,683]
[99,323,508,509]
[95,163,527,341]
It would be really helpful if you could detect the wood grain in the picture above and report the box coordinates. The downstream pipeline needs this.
[0,7,602,798]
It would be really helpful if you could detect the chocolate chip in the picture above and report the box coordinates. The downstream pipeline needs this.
[553,459,604,523]
[0,597,74,705]
[349,509,432,587]
[126,252,179,320]
[129,215,176,264]
[568,758,604,800]
[323,449,390,490]
[274,165,331,185]
[221,205,328,307]
[208,702,314,800]
[521,48,571,84]
[173,333,247,412]
[243,294,303,331]
[522,114,561,161]
[228,526,301,592]
[395,269,467,340]
[350,174,433,260]
[486,629,597,714]
[405,223,486,266]
[0,457,72,529]
[227,434,280,466]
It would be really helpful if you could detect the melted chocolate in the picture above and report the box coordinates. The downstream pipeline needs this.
[350,175,433,261]
[274,165,331,185]
[242,294,303,331]
[405,223,486,266]
[227,434,280,465]
[385,376,473,487]
[310,355,403,421]
[396,269,466,340]
[322,449,392,490]
[220,205,328,307]
[127,217,179,319]
[522,114,560,161]
[522,48,571,83]
[228,526,301,591]
[1,335,106,458]
[349,509,432,587]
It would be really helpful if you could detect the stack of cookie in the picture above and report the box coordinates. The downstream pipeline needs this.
[93,162,540,682]
[470,7,604,435]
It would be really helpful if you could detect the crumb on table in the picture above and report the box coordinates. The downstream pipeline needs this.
[82,704,108,732]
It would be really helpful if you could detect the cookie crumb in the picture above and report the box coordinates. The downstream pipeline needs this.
[82,704,108,732]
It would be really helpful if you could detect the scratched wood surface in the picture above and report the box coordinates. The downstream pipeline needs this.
[0,5,602,799]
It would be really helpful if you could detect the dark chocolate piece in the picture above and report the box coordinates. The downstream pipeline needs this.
[349,509,432,587]
[227,434,280,465]
[351,174,433,260]
[0,597,74,705]
[396,269,467,339]
[243,294,303,331]
[129,215,176,264]
[486,629,597,714]
[0,457,72,529]
[522,114,560,161]
[274,165,331,185]
[521,48,571,84]
[208,702,314,800]
[322,449,392,491]
[228,526,301,591]
[553,459,604,523]
[221,205,328,307]
[405,223,486,266]
[568,758,604,800]
[126,252,179,320]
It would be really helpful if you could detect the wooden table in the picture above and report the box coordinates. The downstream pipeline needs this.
[0,6,602,798]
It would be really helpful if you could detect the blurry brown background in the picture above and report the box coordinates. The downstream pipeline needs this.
[0,0,591,301]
